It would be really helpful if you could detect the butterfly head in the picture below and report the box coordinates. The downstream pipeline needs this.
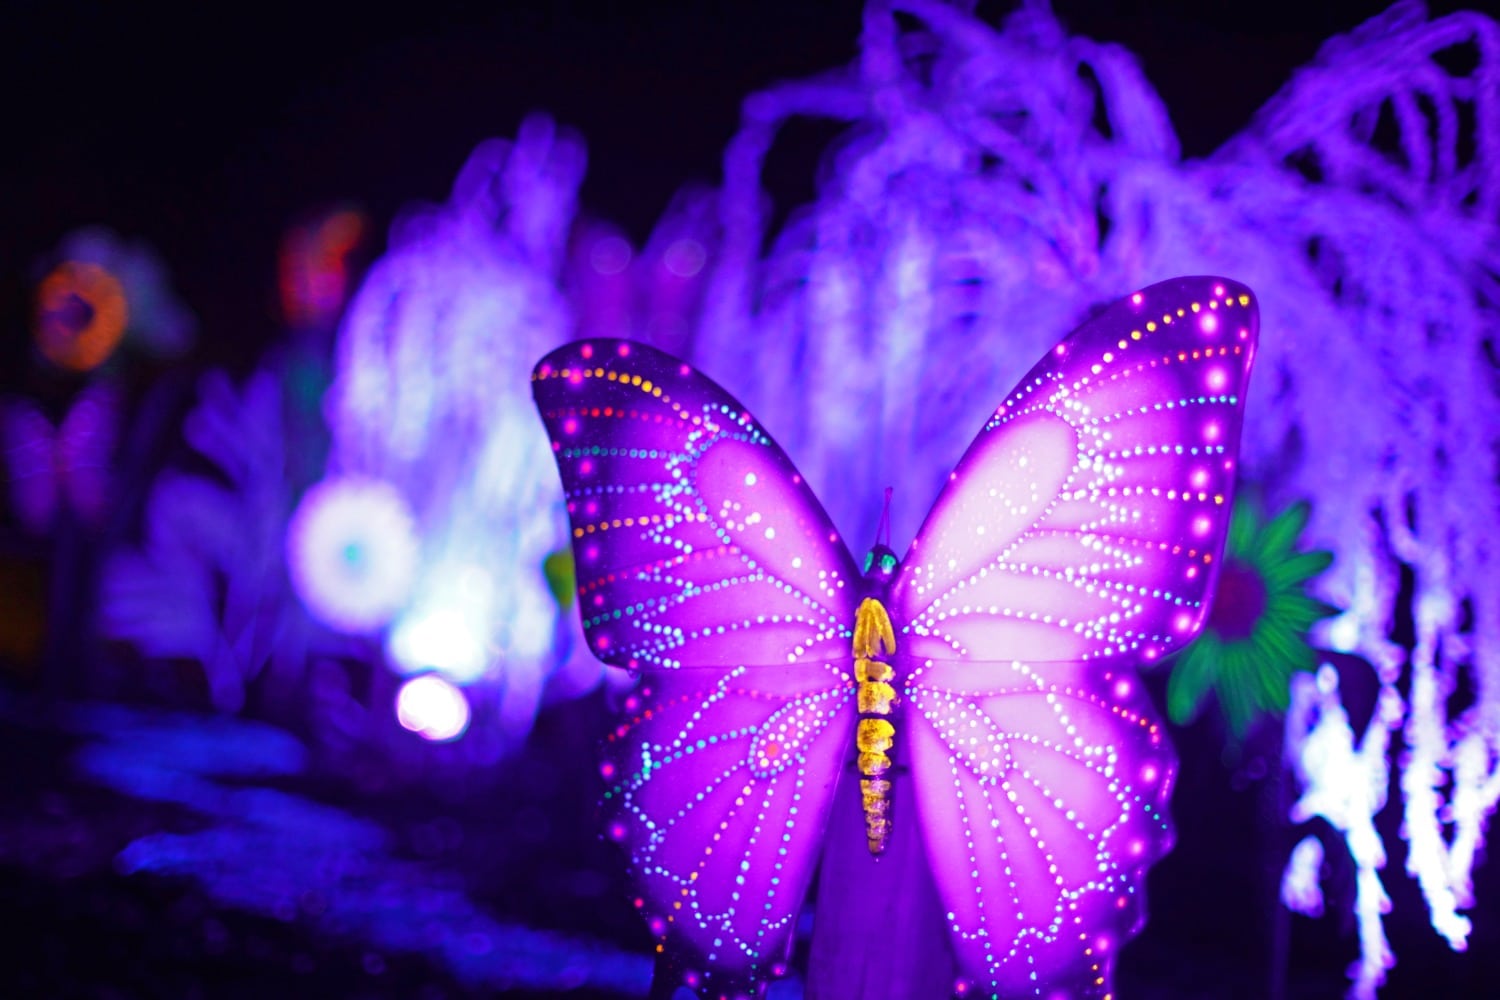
[861,543,900,584]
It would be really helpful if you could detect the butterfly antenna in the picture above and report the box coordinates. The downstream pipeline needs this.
[877,486,893,548]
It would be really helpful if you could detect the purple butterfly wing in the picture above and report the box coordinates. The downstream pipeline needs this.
[532,339,859,998]
[59,381,120,527]
[891,277,1258,996]
[2,398,59,534]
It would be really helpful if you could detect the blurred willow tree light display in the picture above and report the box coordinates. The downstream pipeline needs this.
[314,115,601,746]
[315,114,730,748]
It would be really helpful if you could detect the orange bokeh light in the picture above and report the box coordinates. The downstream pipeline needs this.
[279,208,368,328]
[33,260,129,371]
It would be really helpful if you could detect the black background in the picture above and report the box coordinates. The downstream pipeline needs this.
[1,0,1469,378]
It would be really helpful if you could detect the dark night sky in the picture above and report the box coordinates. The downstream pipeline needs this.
[0,0,1467,377]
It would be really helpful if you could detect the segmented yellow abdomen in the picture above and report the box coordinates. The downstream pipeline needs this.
[853,597,897,854]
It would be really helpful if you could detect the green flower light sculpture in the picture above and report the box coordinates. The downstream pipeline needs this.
[1168,497,1340,739]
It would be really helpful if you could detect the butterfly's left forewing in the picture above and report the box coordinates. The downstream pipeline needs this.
[891,277,1258,997]
[533,340,859,998]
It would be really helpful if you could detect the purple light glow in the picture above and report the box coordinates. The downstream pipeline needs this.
[101,366,332,715]
[533,274,1256,997]
[325,114,602,741]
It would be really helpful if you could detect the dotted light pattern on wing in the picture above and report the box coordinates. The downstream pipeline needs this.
[532,339,859,998]
[892,276,1258,997]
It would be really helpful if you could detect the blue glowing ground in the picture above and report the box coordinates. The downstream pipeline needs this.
[0,694,653,997]
[0,687,1490,998]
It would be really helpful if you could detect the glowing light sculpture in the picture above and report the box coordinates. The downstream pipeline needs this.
[1285,663,1405,999]
[535,274,1258,998]
[1168,497,1338,740]
[324,114,598,741]
[1,380,119,536]
[1235,2,1500,962]
[278,206,370,332]
[38,226,196,366]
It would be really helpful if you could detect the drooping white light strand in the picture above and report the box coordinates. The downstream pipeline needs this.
[1285,664,1404,999]
[1281,835,1325,919]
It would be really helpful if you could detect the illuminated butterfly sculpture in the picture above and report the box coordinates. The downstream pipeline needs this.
[532,277,1258,999]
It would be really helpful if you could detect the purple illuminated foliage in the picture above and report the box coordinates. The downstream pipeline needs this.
[1285,660,1405,999]
[696,0,1499,678]
[534,276,1258,998]
[324,115,732,743]
[101,365,340,714]
[567,187,720,359]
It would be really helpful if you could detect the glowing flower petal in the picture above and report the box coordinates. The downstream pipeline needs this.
[1168,497,1339,740]
[33,260,129,372]
[286,476,418,633]
[40,226,197,364]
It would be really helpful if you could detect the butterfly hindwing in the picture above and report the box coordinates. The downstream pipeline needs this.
[892,276,1258,995]
[532,339,859,997]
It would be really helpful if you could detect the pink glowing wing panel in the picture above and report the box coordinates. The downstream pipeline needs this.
[891,276,1258,995]
[532,339,859,998]
[1,381,118,535]
[600,663,854,999]
[56,380,119,526]
[1,398,58,534]
[902,657,1175,997]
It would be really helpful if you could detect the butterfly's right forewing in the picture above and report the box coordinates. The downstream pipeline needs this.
[891,277,1257,997]
[533,339,859,998]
